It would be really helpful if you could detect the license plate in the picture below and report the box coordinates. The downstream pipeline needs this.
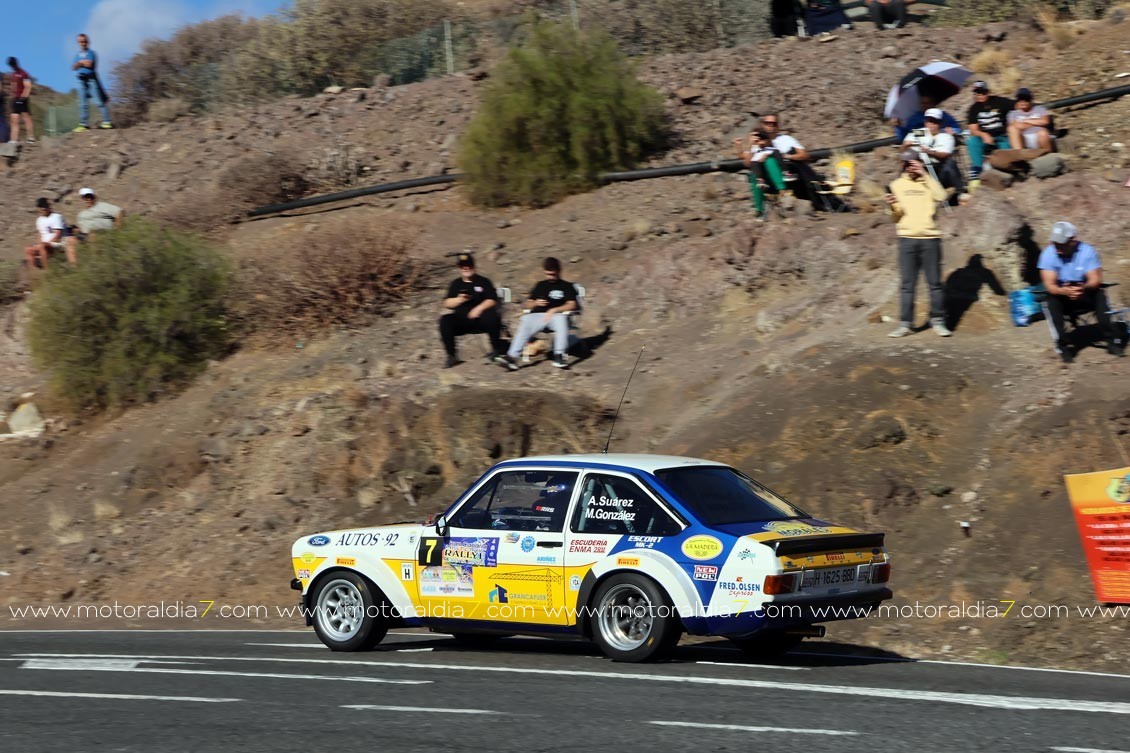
[801,566,857,590]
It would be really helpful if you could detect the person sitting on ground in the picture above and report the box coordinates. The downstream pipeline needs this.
[1038,221,1124,363]
[75,187,124,239]
[498,257,579,372]
[735,130,787,220]
[759,113,833,209]
[964,80,1013,184]
[25,197,76,269]
[770,0,805,37]
[804,0,853,35]
[867,0,912,29]
[438,252,507,369]
[894,94,960,142]
[902,107,964,200]
[1007,88,1052,151]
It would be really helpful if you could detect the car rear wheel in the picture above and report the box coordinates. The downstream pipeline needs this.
[591,573,681,662]
[729,630,804,658]
[311,571,388,651]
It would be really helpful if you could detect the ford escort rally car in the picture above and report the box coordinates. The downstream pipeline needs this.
[290,454,892,662]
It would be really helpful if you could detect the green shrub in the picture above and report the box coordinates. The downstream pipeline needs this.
[458,22,668,207]
[28,220,231,410]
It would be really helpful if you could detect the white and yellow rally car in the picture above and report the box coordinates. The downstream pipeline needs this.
[290,454,892,662]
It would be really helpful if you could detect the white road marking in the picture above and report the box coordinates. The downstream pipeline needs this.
[19,660,429,685]
[796,651,1130,681]
[395,648,434,653]
[696,661,807,671]
[19,659,200,670]
[0,689,239,703]
[343,705,499,715]
[650,721,858,736]
[19,653,1130,715]
[1051,748,1130,753]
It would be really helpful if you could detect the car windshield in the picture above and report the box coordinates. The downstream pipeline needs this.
[654,466,806,526]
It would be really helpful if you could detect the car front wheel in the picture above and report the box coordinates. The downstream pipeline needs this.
[311,571,388,651]
[591,573,681,662]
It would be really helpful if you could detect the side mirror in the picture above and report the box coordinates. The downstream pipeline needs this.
[434,514,449,538]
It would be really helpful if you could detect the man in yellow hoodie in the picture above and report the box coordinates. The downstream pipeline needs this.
[885,150,952,338]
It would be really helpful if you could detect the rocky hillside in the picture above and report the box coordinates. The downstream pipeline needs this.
[2,16,1129,670]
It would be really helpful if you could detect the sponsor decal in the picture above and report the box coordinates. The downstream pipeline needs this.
[300,552,317,565]
[533,505,555,513]
[719,578,761,594]
[334,532,402,547]
[296,569,311,579]
[681,535,724,561]
[826,552,846,562]
[536,555,558,564]
[420,565,474,598]
[693,565,719,581]
[307,535,330,547]
[521,535,537,553]
[336,557,356,566]
[616,557,640,567]
[569,575,582,591]
[442,537,499,568]
[488,584,509,604]
[1106,474,1130,504]
[628,535,661,549]
[505,532,521,544]
[568,537,612,555]
[401,563,414,581]
[738,548,756,561]
[582,493,636,522]
[761,521,833,537]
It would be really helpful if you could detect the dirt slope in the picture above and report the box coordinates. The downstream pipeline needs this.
[2,17,1130,669]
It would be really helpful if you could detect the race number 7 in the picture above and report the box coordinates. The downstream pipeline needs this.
[418,537,444,566]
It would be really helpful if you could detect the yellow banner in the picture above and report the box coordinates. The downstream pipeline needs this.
[1064,466,1130,604]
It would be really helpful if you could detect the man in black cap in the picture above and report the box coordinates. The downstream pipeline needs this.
[964,81,1013,185]
[498,257,578,371]
[438,253,506,369]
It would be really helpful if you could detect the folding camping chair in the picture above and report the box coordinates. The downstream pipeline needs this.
[520,283,589,363]
[812,154,856,211]
[1037,283,1128,352]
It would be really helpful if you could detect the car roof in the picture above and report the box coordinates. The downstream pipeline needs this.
[495,454,729,474]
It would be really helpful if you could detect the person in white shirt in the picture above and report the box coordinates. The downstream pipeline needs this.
[758,113,837,210]
[25,197,76,269]
[901,107,964,199]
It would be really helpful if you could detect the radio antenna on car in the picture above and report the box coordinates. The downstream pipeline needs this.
[602,346,645,454]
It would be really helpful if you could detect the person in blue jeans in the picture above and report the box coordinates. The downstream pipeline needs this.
[964,81,1012,183]
[72,34,112,131]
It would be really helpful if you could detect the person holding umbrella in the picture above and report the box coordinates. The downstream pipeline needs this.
[885,61,971,141]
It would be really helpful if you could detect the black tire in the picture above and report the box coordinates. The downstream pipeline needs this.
[310,571,388,651]
[590,573,682,662]
[729,630,804,658]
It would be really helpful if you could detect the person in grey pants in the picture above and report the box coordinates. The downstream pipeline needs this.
[885,151,951,337]
[497,257,579,370]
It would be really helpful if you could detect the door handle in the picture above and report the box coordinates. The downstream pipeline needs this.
[536,541,563,548]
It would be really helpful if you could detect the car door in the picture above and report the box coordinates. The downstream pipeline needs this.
[415,468,576,627]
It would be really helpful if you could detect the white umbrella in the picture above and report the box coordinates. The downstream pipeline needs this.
[884,61,973,123]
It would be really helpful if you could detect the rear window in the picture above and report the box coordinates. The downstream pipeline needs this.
[654,466,806,526]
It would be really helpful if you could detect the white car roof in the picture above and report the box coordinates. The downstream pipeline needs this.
[504,454,728,474]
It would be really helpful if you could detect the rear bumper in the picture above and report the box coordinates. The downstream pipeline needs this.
[767,587,893,623]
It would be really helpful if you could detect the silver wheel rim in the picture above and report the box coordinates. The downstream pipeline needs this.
[316,579,366,642]
[597,583,656,652]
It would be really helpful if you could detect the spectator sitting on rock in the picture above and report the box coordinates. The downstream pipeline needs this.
[770,0,804,37]
[760,113,831,209]
[1038,221,1124,363]
[1007,88,1052,151]
[902,107,964,200]
[894,94,960,142]
[438,252,507,369]
[25,197,76,269]
[497,257,578,371]
[735,129,787,221]
[867,0,912,29]
[964,80,1013,186]
[804,0,853,35]
[75,187,124,239]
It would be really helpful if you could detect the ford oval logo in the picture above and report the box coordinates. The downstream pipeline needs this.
[308,535,331,547]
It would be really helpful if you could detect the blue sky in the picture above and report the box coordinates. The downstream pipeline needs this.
[1,0,284,93]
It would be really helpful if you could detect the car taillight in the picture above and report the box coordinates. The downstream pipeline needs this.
[763,574,798,595]
[872,563,891,583]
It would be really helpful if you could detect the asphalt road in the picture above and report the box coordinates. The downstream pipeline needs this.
[1,630,1128,752]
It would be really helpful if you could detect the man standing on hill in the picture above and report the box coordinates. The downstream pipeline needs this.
[7,57,34,144]
[886,151,950,338]
[439,253,507,369]
[72,34,113,131]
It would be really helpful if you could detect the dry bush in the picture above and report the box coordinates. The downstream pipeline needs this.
[231,217,424,340]
[146,98,191,123]
[969,48,1023,96]
[854,178,889,215]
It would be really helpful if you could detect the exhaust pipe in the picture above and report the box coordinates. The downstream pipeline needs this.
[785,625,826,638]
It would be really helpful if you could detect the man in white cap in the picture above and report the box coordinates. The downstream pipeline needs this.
[902,107,963,198]
[75,188,123,238]
[1038,221,1124,362]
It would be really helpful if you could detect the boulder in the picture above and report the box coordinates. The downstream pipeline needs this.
[675,87,705,104]
[7,403,45,435]
[1031,153,1068,179]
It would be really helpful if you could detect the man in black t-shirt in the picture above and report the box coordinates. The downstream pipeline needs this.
[965,81,1013,183]
[498,257,578,371]
[438,253,506,369]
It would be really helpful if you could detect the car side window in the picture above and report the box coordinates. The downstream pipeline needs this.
[451,470,577,532]
[571,474,681,536]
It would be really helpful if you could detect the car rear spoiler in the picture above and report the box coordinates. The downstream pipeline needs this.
[768,532,886,557]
